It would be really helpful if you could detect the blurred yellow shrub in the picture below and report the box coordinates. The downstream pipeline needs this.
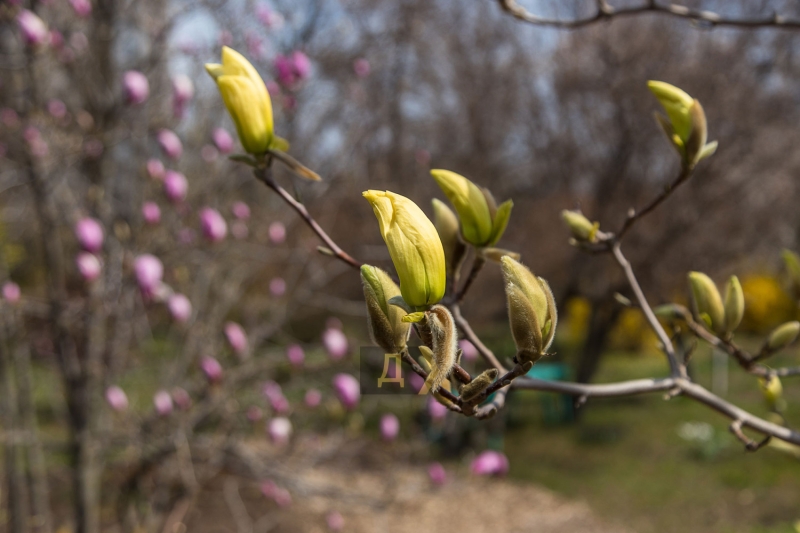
[740,274,795,333]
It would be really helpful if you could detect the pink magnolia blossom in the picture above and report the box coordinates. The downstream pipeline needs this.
[353,58,370,78]
[69,0,92,18]
[470,450,509,477]
[134,254,163,293]
[47,99,67,119]
[304,389,321,408]
[172,387,192,410]
[262,381,283,402]
[286,344,304,367]
[269,277,286,296]
[171,74,194,119]
[200,207,227,243]
[326,511,344,532]
[75,217,104,252]
[123,71,149,105]
[76,252,101,281]
[146,159,164,180]
[332,373,360,410]
[17,10,49,47]
[272,487,292,507]
[49,30,64,49]
[157,129,182,160]
[153,390,173,416]
[380,414,399,441]
[267,417,292,446]
[142,201,161,225]
[428,396,447,421]
[224,322,247,354]
[274,51,311,89]
[105,386,128,412]
[200,355,223,383]
[2,282,20,303]
[268,221,286,244]
[459,339,479,362]
[428,462,447,486]
[231,201,250,220]
[212,128,234,154]
[270,394,290,414]
[322,328,348,360]
[167,293,192,323]
[163,171,188,203]
[256,5,285,29]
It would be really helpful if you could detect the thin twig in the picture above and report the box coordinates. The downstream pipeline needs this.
[614,166,691,241]
[455,256,485,302]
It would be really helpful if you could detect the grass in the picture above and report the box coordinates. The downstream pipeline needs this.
[502,344,800,533]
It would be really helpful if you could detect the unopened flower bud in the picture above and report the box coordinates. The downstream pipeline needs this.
[766,321,800,352]
[561,210,598,243]
[70,0,92,17]
[123,70,149,105]
[153,390,173,416]
[687,272,725,335]
[332,373,360,410]
[75,217,104,252]
[17,10,49,47]
[105,385,128,412]
[782,249,800,297]
[428,462,447,486]
[141,201,161,225]
[759,375,783,407]
[422,305,458,394]
[212,127,235,154]
[431,198,466,275]
[269,221,286,244]
[459,369,499,403]
[286,344,305,367]
[134,254,163,293]
[167,293,192,323]
[267,417,292,446]
[323,327,348,360]
[501,256,557,365]
[157,129,182,160]
[380,413,399,441]
[2,282,20,304]
[304,389,321,408]
[200,207,227,243]
[200,355,223,383]
[76,252,101,282]
[163,171,188,203]
[723,275,744,335]
[224,321,248,355]
[361,265,410,354]
[470,450,509,476]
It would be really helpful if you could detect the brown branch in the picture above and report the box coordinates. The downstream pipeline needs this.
[398,349,462,412]
[614,166,692,241]
[455,256,485,302]
[496,0,800,31]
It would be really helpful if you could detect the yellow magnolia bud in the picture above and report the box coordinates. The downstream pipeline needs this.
[782,249,800,297]
[767,321,800,351]
[431,199,466,275]
[363,190,446,308]
[723,275,744,335]
[206,47,281,155]
[361,265,410,353]
[560,210,599,243]
[758,375,783,406]
[430,169,512,247]
[648,81,693,142]
[501,256,557,365]
[688,272,725,335]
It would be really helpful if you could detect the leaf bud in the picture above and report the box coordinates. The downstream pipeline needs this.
[687,271,725,335]
[766,321,800,352]
[723,275,744,336]
[561,210,599,243]
[459,369,499,403]
[361,265,411,353]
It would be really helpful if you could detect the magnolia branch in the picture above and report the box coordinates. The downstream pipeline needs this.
[495,1,800,30]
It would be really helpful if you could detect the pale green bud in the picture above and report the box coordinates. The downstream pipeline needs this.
[459,369,499,403]
[767,321,800,351]
[361,265,411,353]
[688,271,725,335]
[759,375,783,407]
[723,275,744,335]
[501,256,557,365]
[561,210,599,243]
[782,249,800,297]
[431,198,466,275]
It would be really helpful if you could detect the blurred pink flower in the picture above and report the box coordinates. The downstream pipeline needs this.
[123,71,149,105]
[1,108,20,128]
[268,221,286,244]
[76,252,101,282]
[172,74,194,119]
[172,387,192,410]
[269,277,286,296]
[17,10,49,47]
[49,30,64,49]
[105,386,129,412]
[200,207,227,243]
[323,328,348,360]
[428,462,447,486]
[134,254,163,293]
[256,5,284,29]
[75,217,104,253]
[232,201,250,220]
[304,389,321,408]
[292,51,311,79]
[47,99,67,119]
[270,394,290,414]
[224,322,248,354]
[353,58,370,78]
[267,417,292,446]
[157,129,182,160]
[200,355,223,384]
[272,487,292,507]
[459,339,479,362]
[142,201,161,225]
[218,30,233,47]
[286,344,304,367]
[332,373,359,410]
[274,51,311,89]
[2,282,20,303]
[380,413,399,441]
[23,126,40,143]
[153,390,173,416]
[231,221,248,240]
[428,396,447,421]
[415,148,431,167]
[146,159,164,180]
[200,145,218,162]
[262,380,283,402]
[69,32,88,53]
[246,405,263,422]
[163,171,188,204]
[326,511,344,532]
[167,293,192,323]
[212,128,234,154]
[409,371,424,393]
[69,0,92,18]
[470,450,509,477]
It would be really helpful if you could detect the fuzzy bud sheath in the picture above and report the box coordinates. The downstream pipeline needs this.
[423,305,457,394]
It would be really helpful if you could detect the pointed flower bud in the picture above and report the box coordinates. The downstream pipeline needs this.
[647,81,717,167]
[123,71,149,105]
[470,450,509,477]
[759,376,783,408]
[430,169,512,247]
[459,369,499,403]
[361,265,410,353]
[206,47,279,155]
[501,257,557,365]
[431,199,466,275]
[363,190,445,308]
[17,10,49,47]
[687,272,725,335]
[76,252,102,282]
[157,129,183,160]
[428,462,447,486]
[766,321,800,352]
[332,373,360,410]
[167,293,192,323]
[723,275,744,335]
[561,210,599,243]
[75,217,104,252]
[422,305,458,394]
[380,413,399,441]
